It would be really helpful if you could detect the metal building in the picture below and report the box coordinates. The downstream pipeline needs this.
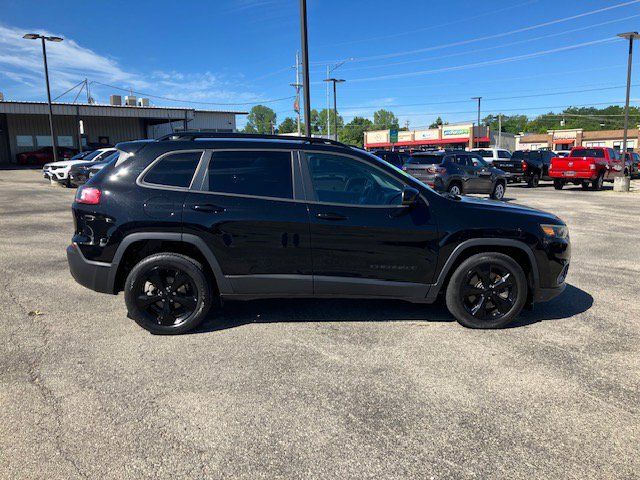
[0,100,246,163]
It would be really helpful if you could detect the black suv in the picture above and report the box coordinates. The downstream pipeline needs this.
[403,150,508,199]
[493,150,555,187]
[67,133,570,334]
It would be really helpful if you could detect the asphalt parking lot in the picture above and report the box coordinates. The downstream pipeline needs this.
[1,169,639,479]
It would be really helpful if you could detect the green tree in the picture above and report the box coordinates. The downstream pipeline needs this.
[277,117,297,134]
[483,114,528,135]
[428,116,446,129]
[339,116,374,147]
[316,108,344,135]
[244,105,276,134]
[373,109,399,130]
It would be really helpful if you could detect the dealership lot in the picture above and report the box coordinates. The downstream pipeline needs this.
[1,170,638,479]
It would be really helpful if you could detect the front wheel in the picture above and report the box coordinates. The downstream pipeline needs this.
[445,253,528,329]
[124,253,214,334]
[447,183,462,196]
[490,182,506,200]
[553,179,564,190]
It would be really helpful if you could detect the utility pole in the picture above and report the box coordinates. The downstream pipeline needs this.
[618,32,639,182]
[290,51,302,136]
[498,114,502,149]
[23,33,63,164]
[471,96,482,148]
[299,0,311,137]
[325,58,353,138]
[324,78,345,141]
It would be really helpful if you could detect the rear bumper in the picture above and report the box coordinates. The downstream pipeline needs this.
[549,171,594,180]
[67,243,113,294]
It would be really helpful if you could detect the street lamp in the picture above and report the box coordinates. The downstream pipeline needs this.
[326,58,353,137]
[617,31,639,181]
[471,97,482,148]
[324,78,345,141]
[23,33,63,163]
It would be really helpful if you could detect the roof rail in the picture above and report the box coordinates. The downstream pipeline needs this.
[156,131,349,147]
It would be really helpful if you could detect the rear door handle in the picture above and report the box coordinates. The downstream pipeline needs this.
[316,212,347,221]
[191,204,225,213]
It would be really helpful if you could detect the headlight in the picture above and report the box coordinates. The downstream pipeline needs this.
[541,224,569,239]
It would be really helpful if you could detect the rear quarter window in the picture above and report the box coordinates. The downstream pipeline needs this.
[143,151,203,188]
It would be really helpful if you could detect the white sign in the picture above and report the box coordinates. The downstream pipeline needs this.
[553,130,578,139]
[366,130,389,143]
[398,131,413,142]
[442,126,471,138]
[415,129,439,140]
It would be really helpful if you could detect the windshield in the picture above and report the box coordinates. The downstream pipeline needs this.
[512,151,540,161]
[81,150,105,161]
[474,150,494,158]
[407,155,443,165]
[570,148,605,158]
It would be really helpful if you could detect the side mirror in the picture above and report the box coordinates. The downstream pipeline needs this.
[401,187,420,205]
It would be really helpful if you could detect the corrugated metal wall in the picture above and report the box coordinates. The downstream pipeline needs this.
[147,112,238,138]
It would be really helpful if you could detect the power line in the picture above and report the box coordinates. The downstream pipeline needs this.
[89,80,295,106]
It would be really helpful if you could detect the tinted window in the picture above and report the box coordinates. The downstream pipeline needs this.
[144,151,202,188]
[407,154,443,165]
[208,150,292,199]
[305,153,403,206]
[512,151,541,161]
[475,150,494,158]
[570,148,605,158]
[498,150,511,159]
[469,155,488,167]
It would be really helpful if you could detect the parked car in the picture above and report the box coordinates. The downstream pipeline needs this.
[43,148,117,187]
[549,147,626,190]
[372,150,411,168]
[68,152,119,187]
[492,150,554,187]
[16,146,77,165]
[70,150,97,161]
[67,132,569,334]
[403,150,508,199]
[469,148,512,164]
[623,151,640,178]
[555,150,571,157]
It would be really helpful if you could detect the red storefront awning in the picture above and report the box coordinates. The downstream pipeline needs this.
[365,137,490,149]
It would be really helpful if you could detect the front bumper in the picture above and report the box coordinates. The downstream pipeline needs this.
[43,168,69,182]
[67,243,113,294]
[534,283,566,302]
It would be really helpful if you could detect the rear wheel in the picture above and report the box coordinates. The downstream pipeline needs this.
[124,253,213,334]
[581,181,590,190]
[592,173,604,191]
[553,179,564,190]
[527,173,540,188]
[445,253,528,329]
[447,183,462,196]
[490,181,506,200]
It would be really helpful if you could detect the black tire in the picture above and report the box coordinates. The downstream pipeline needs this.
[553,179,564,190]
[490,181,506,200]
[527,173,540,188]
[592,173,604,191]
[124,253,214,334]
[580,181,590,190]
[445,253,528,329]
[447,182,462,196]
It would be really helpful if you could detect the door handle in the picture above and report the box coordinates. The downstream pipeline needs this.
[316,212,347,221]
[191,204,225,213]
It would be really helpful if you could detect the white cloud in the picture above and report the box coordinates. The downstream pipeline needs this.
[0,23,263,108]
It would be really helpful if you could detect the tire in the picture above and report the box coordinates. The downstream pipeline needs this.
[581,181,590,190]
[445,253,528,329]
[553,179,564,190]
[490,181,506,200]
[447,182,462,196]
[527,173,540,188]
[592,173,604,191]
[124,253,214,334]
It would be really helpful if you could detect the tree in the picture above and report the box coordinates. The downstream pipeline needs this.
[244,105,276,134]
[277,117,297,134]
[428,116,446,129]
[316,108,344,135]
[373,109,399,130]
[339,116,374,147]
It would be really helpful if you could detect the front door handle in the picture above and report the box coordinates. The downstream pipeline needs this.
[191,204,226,213]
[316,212,347,221]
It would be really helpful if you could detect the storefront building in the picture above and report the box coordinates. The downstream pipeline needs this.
[364,124,490,151]
[516,128,640,152]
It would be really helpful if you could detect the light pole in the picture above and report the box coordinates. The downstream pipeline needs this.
[617,31,639,179]
[299,0,312,137]
[324,78,345,141]
[325,58,353,138]
[471,96,482,148]
[23,33,63,163]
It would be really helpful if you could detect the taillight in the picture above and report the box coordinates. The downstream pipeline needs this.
[521,161,527,171]
[590,164,596,171]
[76,186,101,205]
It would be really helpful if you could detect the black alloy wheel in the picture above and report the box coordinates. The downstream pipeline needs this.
[446,253,527,329]
[124,253,212,334]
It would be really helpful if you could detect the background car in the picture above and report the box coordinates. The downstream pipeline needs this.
[69,150,96,161]
[623,151,640,178]
[68,151,118,187]
[371,150,411,168]
[469,147,512,164]
[403,150,507,199]
[16,146,77,165]
[493,150,554,187]
[43,147,116,187]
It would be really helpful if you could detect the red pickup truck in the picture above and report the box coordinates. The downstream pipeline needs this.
[549,146,626,190]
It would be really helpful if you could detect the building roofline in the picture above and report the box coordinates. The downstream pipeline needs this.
[0,100,247,115]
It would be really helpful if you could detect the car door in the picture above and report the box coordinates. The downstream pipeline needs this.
[183,148,313,295]
[300,150,439,298]
[464,154,492,193]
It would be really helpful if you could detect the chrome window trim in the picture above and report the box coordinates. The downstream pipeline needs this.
[137,149,207,192]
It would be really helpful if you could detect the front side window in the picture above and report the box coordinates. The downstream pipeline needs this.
[207,150,293,199]
[144,151,203,188]
[498,150,511,159]
[305,153,404,206]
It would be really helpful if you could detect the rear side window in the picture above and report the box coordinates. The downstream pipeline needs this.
[570,148,604,158]
[407,155,443,165]
[475,150,493,158]
[143,151,203,188]
[207,150,293,199]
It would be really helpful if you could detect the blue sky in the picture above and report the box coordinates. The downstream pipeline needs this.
[1,0,639,129]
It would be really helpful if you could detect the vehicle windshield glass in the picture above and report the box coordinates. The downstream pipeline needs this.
[82,150,104,161]
[475,150,493,158]
[512,151,541,161]
[407,155,443,165]
[570,148,604,158]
